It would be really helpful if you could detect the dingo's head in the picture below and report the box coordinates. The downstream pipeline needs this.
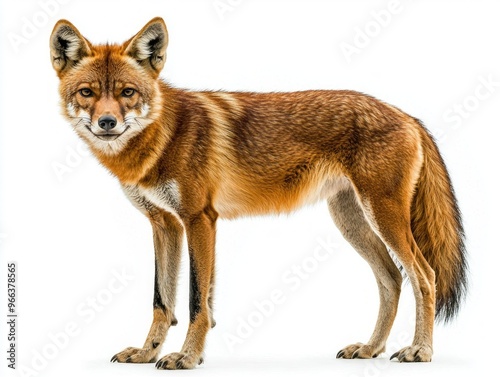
[50,18,168,155]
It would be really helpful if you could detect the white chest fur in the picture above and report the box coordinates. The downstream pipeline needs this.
[122,180,182,221]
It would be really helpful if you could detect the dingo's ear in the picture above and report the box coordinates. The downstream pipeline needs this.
[50,20,92,75]
[124,17,168,76]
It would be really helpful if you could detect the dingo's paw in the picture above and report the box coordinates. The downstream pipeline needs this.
[390,344,432,362]
[110,346,159,363]
[336,342,383,359]
[155,351,203,370]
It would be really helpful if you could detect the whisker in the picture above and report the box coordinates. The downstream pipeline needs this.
[68,116,91,128]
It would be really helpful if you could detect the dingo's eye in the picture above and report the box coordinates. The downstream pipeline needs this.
[79,88,93,97]
[122,88,135,98]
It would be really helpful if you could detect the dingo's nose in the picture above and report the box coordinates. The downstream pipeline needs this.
[98,115,117,131]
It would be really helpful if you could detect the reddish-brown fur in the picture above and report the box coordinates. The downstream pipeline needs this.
[51,17,467,369]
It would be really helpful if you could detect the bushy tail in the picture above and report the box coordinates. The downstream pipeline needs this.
[411,122,468,323]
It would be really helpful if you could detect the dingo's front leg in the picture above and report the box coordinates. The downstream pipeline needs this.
[112,211,183,363]
[156,208,216,369]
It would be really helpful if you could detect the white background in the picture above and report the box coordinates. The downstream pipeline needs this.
[1,0,499,376]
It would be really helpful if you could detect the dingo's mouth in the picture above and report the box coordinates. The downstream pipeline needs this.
[86,126,130,141]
